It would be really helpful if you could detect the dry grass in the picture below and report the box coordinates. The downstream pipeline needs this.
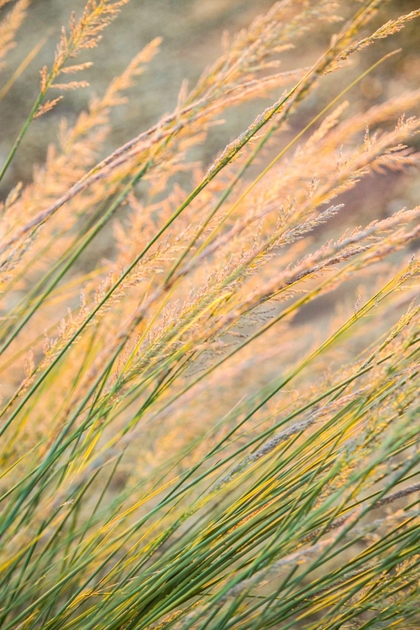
[0,1,420,628]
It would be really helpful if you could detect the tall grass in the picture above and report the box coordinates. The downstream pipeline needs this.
[1,0,420,627]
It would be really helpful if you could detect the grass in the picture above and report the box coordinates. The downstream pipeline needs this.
[0,0,420,628]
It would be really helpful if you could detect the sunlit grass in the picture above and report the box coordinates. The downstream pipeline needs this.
[0,1,420,628]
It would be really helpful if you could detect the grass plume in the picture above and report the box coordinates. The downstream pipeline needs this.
[0,0,420,628]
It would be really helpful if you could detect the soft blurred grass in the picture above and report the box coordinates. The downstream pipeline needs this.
[1,1,419,185]
[1,1,420,628]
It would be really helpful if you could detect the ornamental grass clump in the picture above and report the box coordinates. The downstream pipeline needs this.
[1,0,420,628]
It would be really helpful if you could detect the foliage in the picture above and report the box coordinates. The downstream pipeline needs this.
[0,1,420,628]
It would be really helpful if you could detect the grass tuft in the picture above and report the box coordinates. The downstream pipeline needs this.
[0,1,420,628]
